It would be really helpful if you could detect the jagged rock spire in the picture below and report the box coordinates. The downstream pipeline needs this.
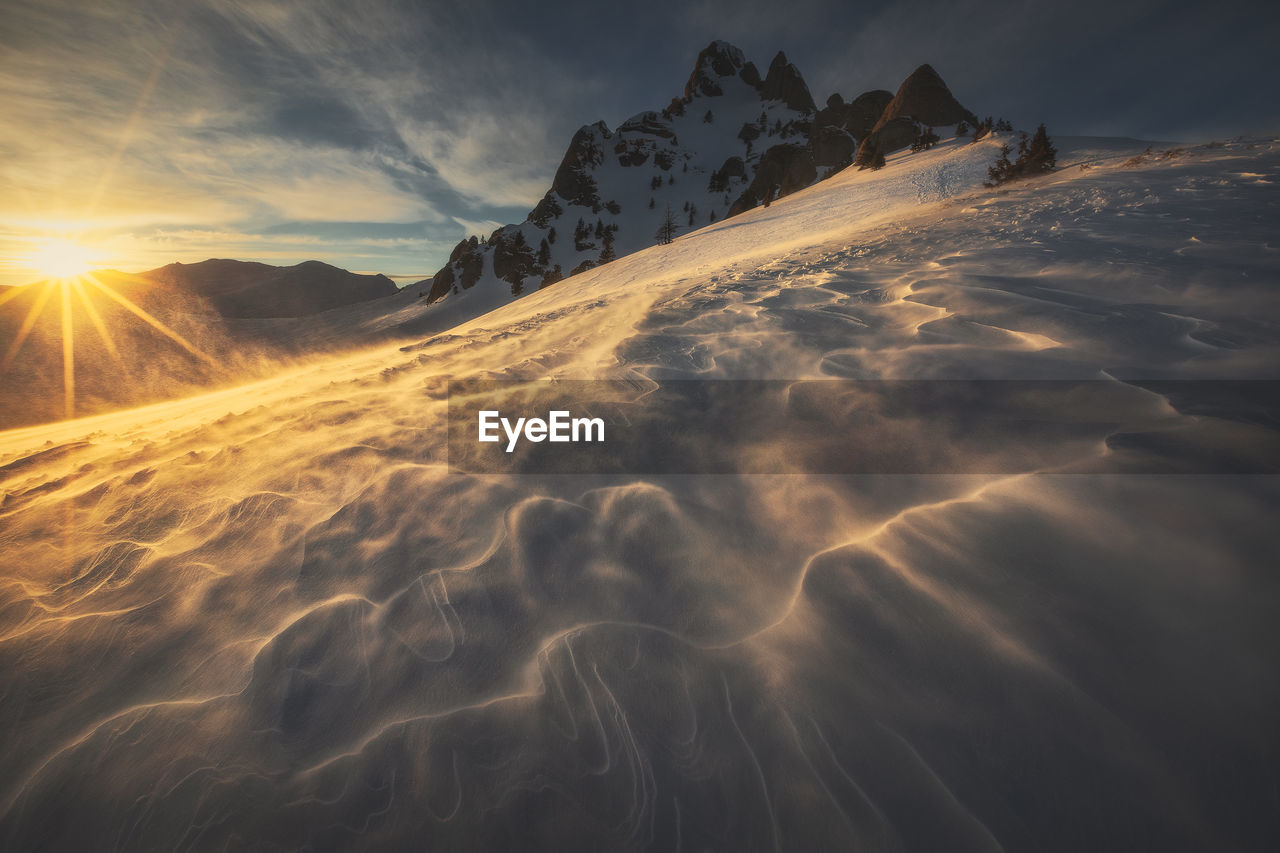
[760,51,815,112]
[873,63,975,132]
[684,40,761,99]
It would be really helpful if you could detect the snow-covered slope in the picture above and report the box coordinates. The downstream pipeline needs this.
[2,136,1278,851]
[410,41,973,325]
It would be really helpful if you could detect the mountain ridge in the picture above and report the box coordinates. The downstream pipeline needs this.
[418,41,975,316]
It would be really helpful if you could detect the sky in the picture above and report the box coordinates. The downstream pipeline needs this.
[1,0,1277,287]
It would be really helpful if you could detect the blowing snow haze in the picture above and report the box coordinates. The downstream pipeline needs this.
[2,3,1280,852]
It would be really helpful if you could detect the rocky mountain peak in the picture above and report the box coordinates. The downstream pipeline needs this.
[684,40,760,99]
[421,42,978,317]
[873,63,975,132]
[760,51,816,113]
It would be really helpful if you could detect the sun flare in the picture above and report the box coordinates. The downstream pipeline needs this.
[2,245,216,422]
[29,239,99,280]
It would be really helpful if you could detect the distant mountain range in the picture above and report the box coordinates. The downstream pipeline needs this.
[129,258,397,318]
[0,259,397,428]
[418,41,975,311]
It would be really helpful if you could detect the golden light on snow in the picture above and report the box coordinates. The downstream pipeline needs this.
[0,266,216,420]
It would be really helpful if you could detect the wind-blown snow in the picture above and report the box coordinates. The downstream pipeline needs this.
[1,136,1278,851]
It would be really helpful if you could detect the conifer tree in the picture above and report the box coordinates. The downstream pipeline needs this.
[910,123,940,153]
[986,144,1014,186]
[984,125,1056,185]
[1021,124,1058,174]
[655,204,679,245]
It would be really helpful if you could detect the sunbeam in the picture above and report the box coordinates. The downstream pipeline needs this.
[0,284,33,311]
[60,279,74,419]
[1,281,55,370]
[83,272,218,367]
[0,269,215,425]
[70,277,124,364]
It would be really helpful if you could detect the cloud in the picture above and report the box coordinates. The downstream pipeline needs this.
[3,0,1275,285]
[450,217,505,240]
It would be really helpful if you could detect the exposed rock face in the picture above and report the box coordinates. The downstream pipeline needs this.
[728,144,818,216]
[873,63,974,130]
[849,64,976,162]
[807,90,894,169]
[871,64,976,138]
[684,40,761,98]
[760,51,816,112]
[708,155,747,192]
[424,44,975,314]
[548,122,609,208]
[867,116,920,156]
[491,231,537,295]
[425,264,454,303]
[810,124,856,169]
[818,90,894,142]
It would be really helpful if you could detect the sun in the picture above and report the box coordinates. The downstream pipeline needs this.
[2,238,217,423]
[29,239,99,279]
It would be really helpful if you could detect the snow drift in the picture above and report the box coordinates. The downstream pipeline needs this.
[1,136,1278,851]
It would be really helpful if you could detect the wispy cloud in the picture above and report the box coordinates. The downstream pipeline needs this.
[2,0,1275,286]
[0,0,589,283]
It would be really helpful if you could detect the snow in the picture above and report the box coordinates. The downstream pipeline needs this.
[413,58,829,319]
[1,135,1278,851]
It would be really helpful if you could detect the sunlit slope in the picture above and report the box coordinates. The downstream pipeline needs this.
[0,260,400,430]
[1,137,1278,852]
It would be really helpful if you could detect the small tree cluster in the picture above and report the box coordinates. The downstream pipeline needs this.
[599,228,617,263]
[971,116,1014,142]
[573,217,593,251]
[986,124,1058,186]
[539,264,563,289]
[909,123,940,153]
